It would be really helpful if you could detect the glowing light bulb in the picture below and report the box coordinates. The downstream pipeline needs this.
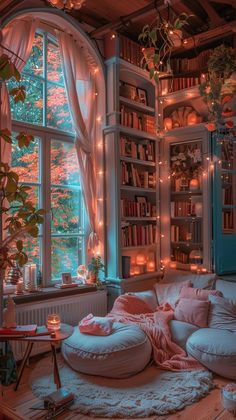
[183,39,188,45]
[96,116,101,122]
[111,33,116,39]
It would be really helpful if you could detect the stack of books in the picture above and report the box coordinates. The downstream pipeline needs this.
[0,324,51,337]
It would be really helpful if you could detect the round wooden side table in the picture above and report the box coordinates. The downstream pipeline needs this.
[14,323,74,391]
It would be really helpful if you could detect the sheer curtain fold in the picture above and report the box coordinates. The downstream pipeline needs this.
[0,18,38,163]
[57,31,99,251]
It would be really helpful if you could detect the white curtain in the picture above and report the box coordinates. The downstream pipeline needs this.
[57,31,99,252]
[0,18,38,163]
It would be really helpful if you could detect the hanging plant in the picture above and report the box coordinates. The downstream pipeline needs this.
[138,12,193,84]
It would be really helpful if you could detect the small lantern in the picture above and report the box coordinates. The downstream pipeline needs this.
[189,178,199,191]
[47,314,61,331]
[133,266,141,275]
[147,260,155,272]
[136,254,146,265]
[164,117,173,131]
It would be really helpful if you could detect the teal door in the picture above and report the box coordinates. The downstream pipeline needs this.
[212,130,236,274]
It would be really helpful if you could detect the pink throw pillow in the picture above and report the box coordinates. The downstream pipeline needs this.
[179,286,222,301]
[79,313,113,336]
[154,280,192,308]
[174,298,210,328]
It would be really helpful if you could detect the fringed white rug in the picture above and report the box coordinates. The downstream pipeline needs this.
[30,355,214,418]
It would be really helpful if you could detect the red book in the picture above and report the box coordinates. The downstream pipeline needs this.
[0,324,37,336]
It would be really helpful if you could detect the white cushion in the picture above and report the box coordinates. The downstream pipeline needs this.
[126,290,157,310]
[62,322,152,378]
[208,295,236,332]
[187,328,236,379]
[215,279,236,301]
[162,269,216,289]
[169,320,199,350]
[154,280,191,307]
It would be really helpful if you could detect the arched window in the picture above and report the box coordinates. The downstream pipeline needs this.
[8,28,86,284]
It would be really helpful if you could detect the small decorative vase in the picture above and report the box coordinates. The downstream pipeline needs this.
[5,263,22,285]
[3,296,17,328]
[88,272,98,284]
[221,383,236,416]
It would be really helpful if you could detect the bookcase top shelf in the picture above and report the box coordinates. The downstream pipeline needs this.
[159,85,201,102]
[121,217,157,222]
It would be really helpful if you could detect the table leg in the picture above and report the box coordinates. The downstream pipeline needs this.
[15,342,34,391]
[51,343,61,389]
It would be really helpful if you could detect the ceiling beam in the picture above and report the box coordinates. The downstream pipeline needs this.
[209,0,236,6]
[89,0,180,39]
[174,19,236,53]
[197,0,224,27]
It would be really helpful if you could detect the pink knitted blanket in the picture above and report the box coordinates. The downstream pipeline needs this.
[108,295,202,371]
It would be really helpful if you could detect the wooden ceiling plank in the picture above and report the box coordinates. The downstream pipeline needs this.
[89,0,180,38]
[210,0,236,6]
[197,0,224,27]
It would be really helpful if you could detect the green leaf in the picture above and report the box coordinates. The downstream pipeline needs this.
[16,240,23,251]
[16,132,34,148]
[5,176,18,193]
[9,85,26,103]
[27,225,39,238]
[0,128,12,144]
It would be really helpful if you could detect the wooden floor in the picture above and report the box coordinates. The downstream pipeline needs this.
[0,353,235,420]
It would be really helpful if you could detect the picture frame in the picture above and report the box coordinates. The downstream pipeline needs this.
[62,272,72,284]
[120,82,137,101]
[137,88,148,106]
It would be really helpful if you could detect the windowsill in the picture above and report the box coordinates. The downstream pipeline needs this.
[3,284,103,305]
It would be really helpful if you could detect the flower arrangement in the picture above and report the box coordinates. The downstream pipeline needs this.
[171,144,203,180]
[77,264,88,284]
[88,256,105,285]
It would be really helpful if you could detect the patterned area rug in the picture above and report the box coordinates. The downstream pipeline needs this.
[30,355,214,418]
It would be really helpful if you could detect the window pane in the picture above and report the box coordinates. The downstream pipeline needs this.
[11,135,40,183]
[51,140,80,185]
[51,187,82,234]
[24,33,44,77]
[8,75,43,125]
[51,237,83,279]
[47,83,73,132]
[47,39,64,84]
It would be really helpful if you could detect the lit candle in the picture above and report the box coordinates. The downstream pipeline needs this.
[47,314,61,331]
[190,264,198,272]
[147,261,155,272]
[201,268,207,274]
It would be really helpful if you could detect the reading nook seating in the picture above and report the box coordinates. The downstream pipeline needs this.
[62,271,236,380]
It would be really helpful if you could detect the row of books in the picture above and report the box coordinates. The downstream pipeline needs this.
[222,187,233,206]
[120,106,156,134]
[121,199,157,218]
[121,223,157,247]
[222,209,234,231]
[119,35,143,68]
[171,249,189,264]
[121,162,156,189]
[171,201,199,217]
[120,136,155,161]
[171,221,202,242]
[160,76,201,94]
[170,49,212,74]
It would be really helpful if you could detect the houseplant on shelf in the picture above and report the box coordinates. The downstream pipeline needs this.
[0,52,44,323]
[88,255,105,286]
[138,12,193,84]
[199,44,236,129]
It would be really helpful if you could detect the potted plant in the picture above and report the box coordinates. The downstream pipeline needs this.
[88,256,105,285]
[138,12,193,84]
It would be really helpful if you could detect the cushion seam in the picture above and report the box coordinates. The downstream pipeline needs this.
[63,336,150,355]
[187,342,236,357]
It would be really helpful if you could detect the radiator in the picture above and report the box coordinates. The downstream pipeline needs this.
[12,290,107,360]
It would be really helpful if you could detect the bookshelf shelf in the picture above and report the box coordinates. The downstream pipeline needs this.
[120,186,156,193]
[171,241,202,246]
[171,190,202,196]
[171,216,202,221]
[121,217,157,221]
[122,244,157,251]
[119,96,155,114]
[120,156,155,167]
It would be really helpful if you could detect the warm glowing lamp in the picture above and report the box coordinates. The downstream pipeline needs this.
[147,260,155,272]
[136,254,146,265]
[189,178,199,191]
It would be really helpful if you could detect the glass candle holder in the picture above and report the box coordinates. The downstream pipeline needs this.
[47,314,61,331]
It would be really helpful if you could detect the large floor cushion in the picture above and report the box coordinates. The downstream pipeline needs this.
[62,322,152,378]
[186,328,236,379]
